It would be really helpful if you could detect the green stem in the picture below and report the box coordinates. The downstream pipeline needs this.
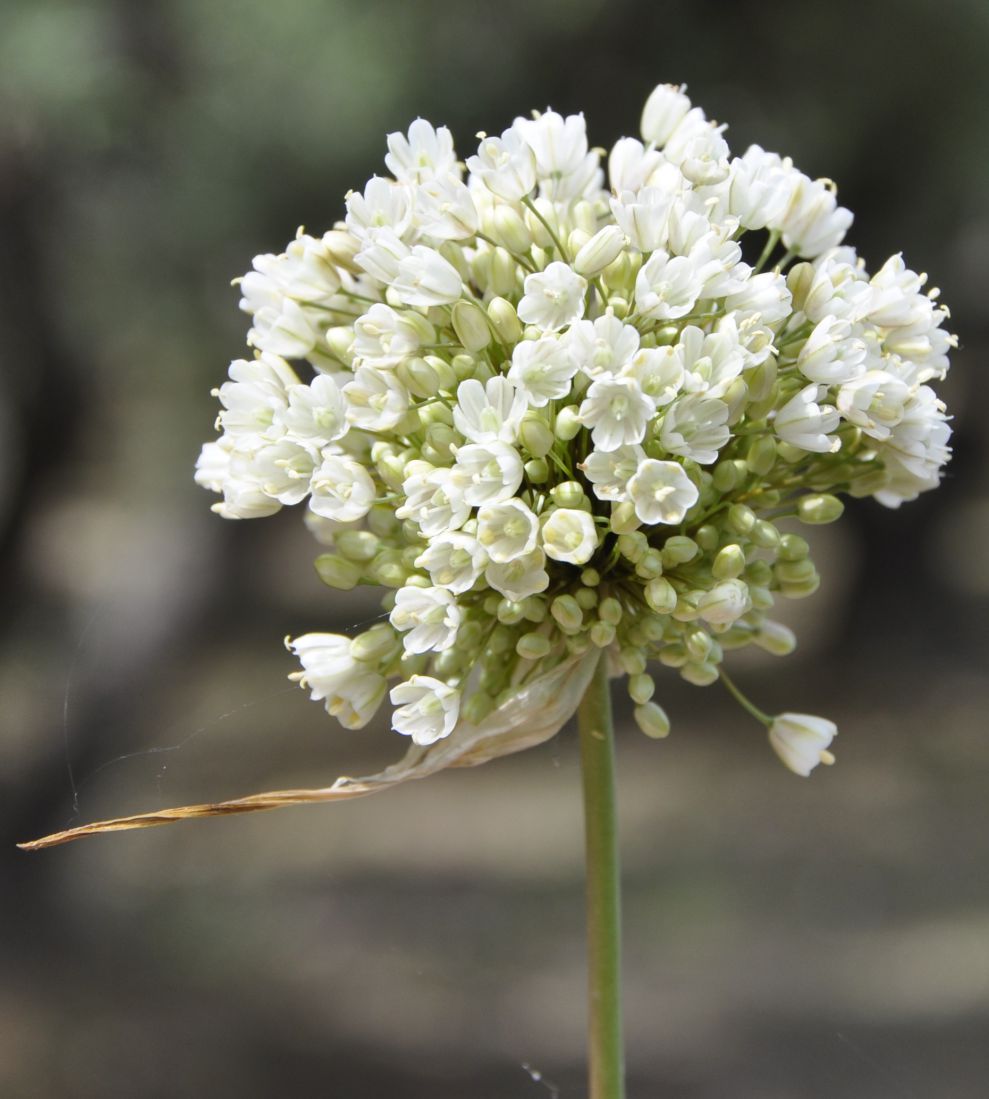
[577,653,626,1099]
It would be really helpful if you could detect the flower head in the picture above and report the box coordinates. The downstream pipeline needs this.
[197,83,953,779]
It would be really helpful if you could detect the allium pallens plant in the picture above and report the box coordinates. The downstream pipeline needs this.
[24,82,954,1099]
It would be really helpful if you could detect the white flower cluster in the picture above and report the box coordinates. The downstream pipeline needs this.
[197,85,953,775]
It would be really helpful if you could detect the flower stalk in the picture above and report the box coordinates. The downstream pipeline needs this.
[577,652,626,1099]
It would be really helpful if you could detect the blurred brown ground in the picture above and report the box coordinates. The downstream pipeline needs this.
[1,1,987,1096]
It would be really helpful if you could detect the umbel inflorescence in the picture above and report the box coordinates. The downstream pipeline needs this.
[196,84,953,777]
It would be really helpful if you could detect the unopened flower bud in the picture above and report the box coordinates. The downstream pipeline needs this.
[751,519,780,549]
[516,632,551,660]
[492,204,533,254]
[681,661,719,686]
[660,535,698,567]
[768,713,837,776]
[481,298,519,348]
[778,533,810,561]
[635,549,664,579]
[628,673,655,704]
[635,701,671,739]
[554,405,582,441]
[598,596,623,626]
[746,435,777,476]
[451,300,491,352]
[550,481,588,509]
[712,543,746,580]
[519,413,555,458]
[590,620,616,648]
[574,225,627,277]
[335,530,380,563]
[617,531,649,563]
[797,494,844,524]
[581,567,601,587]
[620,647,647,676]
[697,579,752,625]
[728,503,757,534]
[551,594,583,633]
[575,586,598,610]
[524,457,549,483]
[351,622,399,664]
[610,501,641,535]
[753,620,797,656]
[497,598,526,625]
[315,553,362,590]
[322,228,361,271]
[786,262,816,313]
[325,326,356,366]
[645,576,677,615]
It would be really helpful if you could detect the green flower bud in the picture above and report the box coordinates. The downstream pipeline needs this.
[367,504,400,538]
[749,584,775,610]
[324,325,356,366]
[635,549,664,579]
[644,576,677,615]
[610,501,641,535]
[776,441,805,464]
[744,559,774,586]
[452,352,480,381]
[550,481,588,509]
[489,246,519,296]
[350,622,398,664]
[497,598,526,625]
[567,632,593,655]
[574,225,626,277]
[786,261,815,312]
[551,594,583,633]
[554,405,582,441]
[681,661,720,687]
[746,357,778,402]
[778,533,810,561]
[492,204,533,254]
[751,519,781,549]
[575,586,598,610]
[695,524,720,552]
[369,550,409,588]
[524,458,549,483]
[746,435,777,476]
[487,297,523,345]
[516,632,551,660]
[617,532,649,563]
[774,558,817,585]
[451,300,491,353]
[590,620,616,648]
[314,553,361,590]
[581,567,601,588]
[335,530,380,563]
[712,543,745,580]
[322,229,361,272]
[521,595,547,623]
[728,503,757,535]
[628,673,655,705]
[754,620,797,656]
[658,643,688,668]
[598,596,623,626]
[660,535,698,567]
[779,573,821,599]
[487,626,515,655]
[463,691,495,724]
[797,494,845,524]
[567,228,590,256]
[619,647,647,676]
[635,701,671,739]
[519,413,555,458]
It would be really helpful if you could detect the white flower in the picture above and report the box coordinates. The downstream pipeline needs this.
[677,321,746,398]
[344,367,410,432]
[774,384,840,453]
[567,314,640,378]
[609,187,673,253]
[214,353,299,443]
[453,377,526,444]
[485,547,550,600]
[608,137,670,193]
[578,376,656,451]
[278,375,348,443]
[288,633,386,729]
[195,440,231,494]
[837,371,910,440]
[866,254,929,329]
[247,440,319,505]
[659,394,731,464]
[390,585,462,653]
[541,508,599,565]
[628,459,699,524]
[247,297,321,358]
[415,174,478,240]
[797,317,868,384]
[355,227,412,283]
[635,250,705,321]
[768,713,837,776]
[415,532,487,593]
[345,176,414,241]
[398,466,470,538]
[390,675,461,745]
[640,83,693,147]
[513,110,601,201]
[477,498,539,562]
[385,119,458,184]
[697,579,752,625]
[454,441,524,506]
[245,230,342,306]
[392,245,463,306]
[309,454,376,522]
[776,174,853,258]
[508,336,579,406]
[466,129,537,202]
[517,262,587,332]
[722,146,796,231]
[579,444,644,503]
[353,303,431,366]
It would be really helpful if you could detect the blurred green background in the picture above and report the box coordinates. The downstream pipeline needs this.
[2,1,987,1096]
